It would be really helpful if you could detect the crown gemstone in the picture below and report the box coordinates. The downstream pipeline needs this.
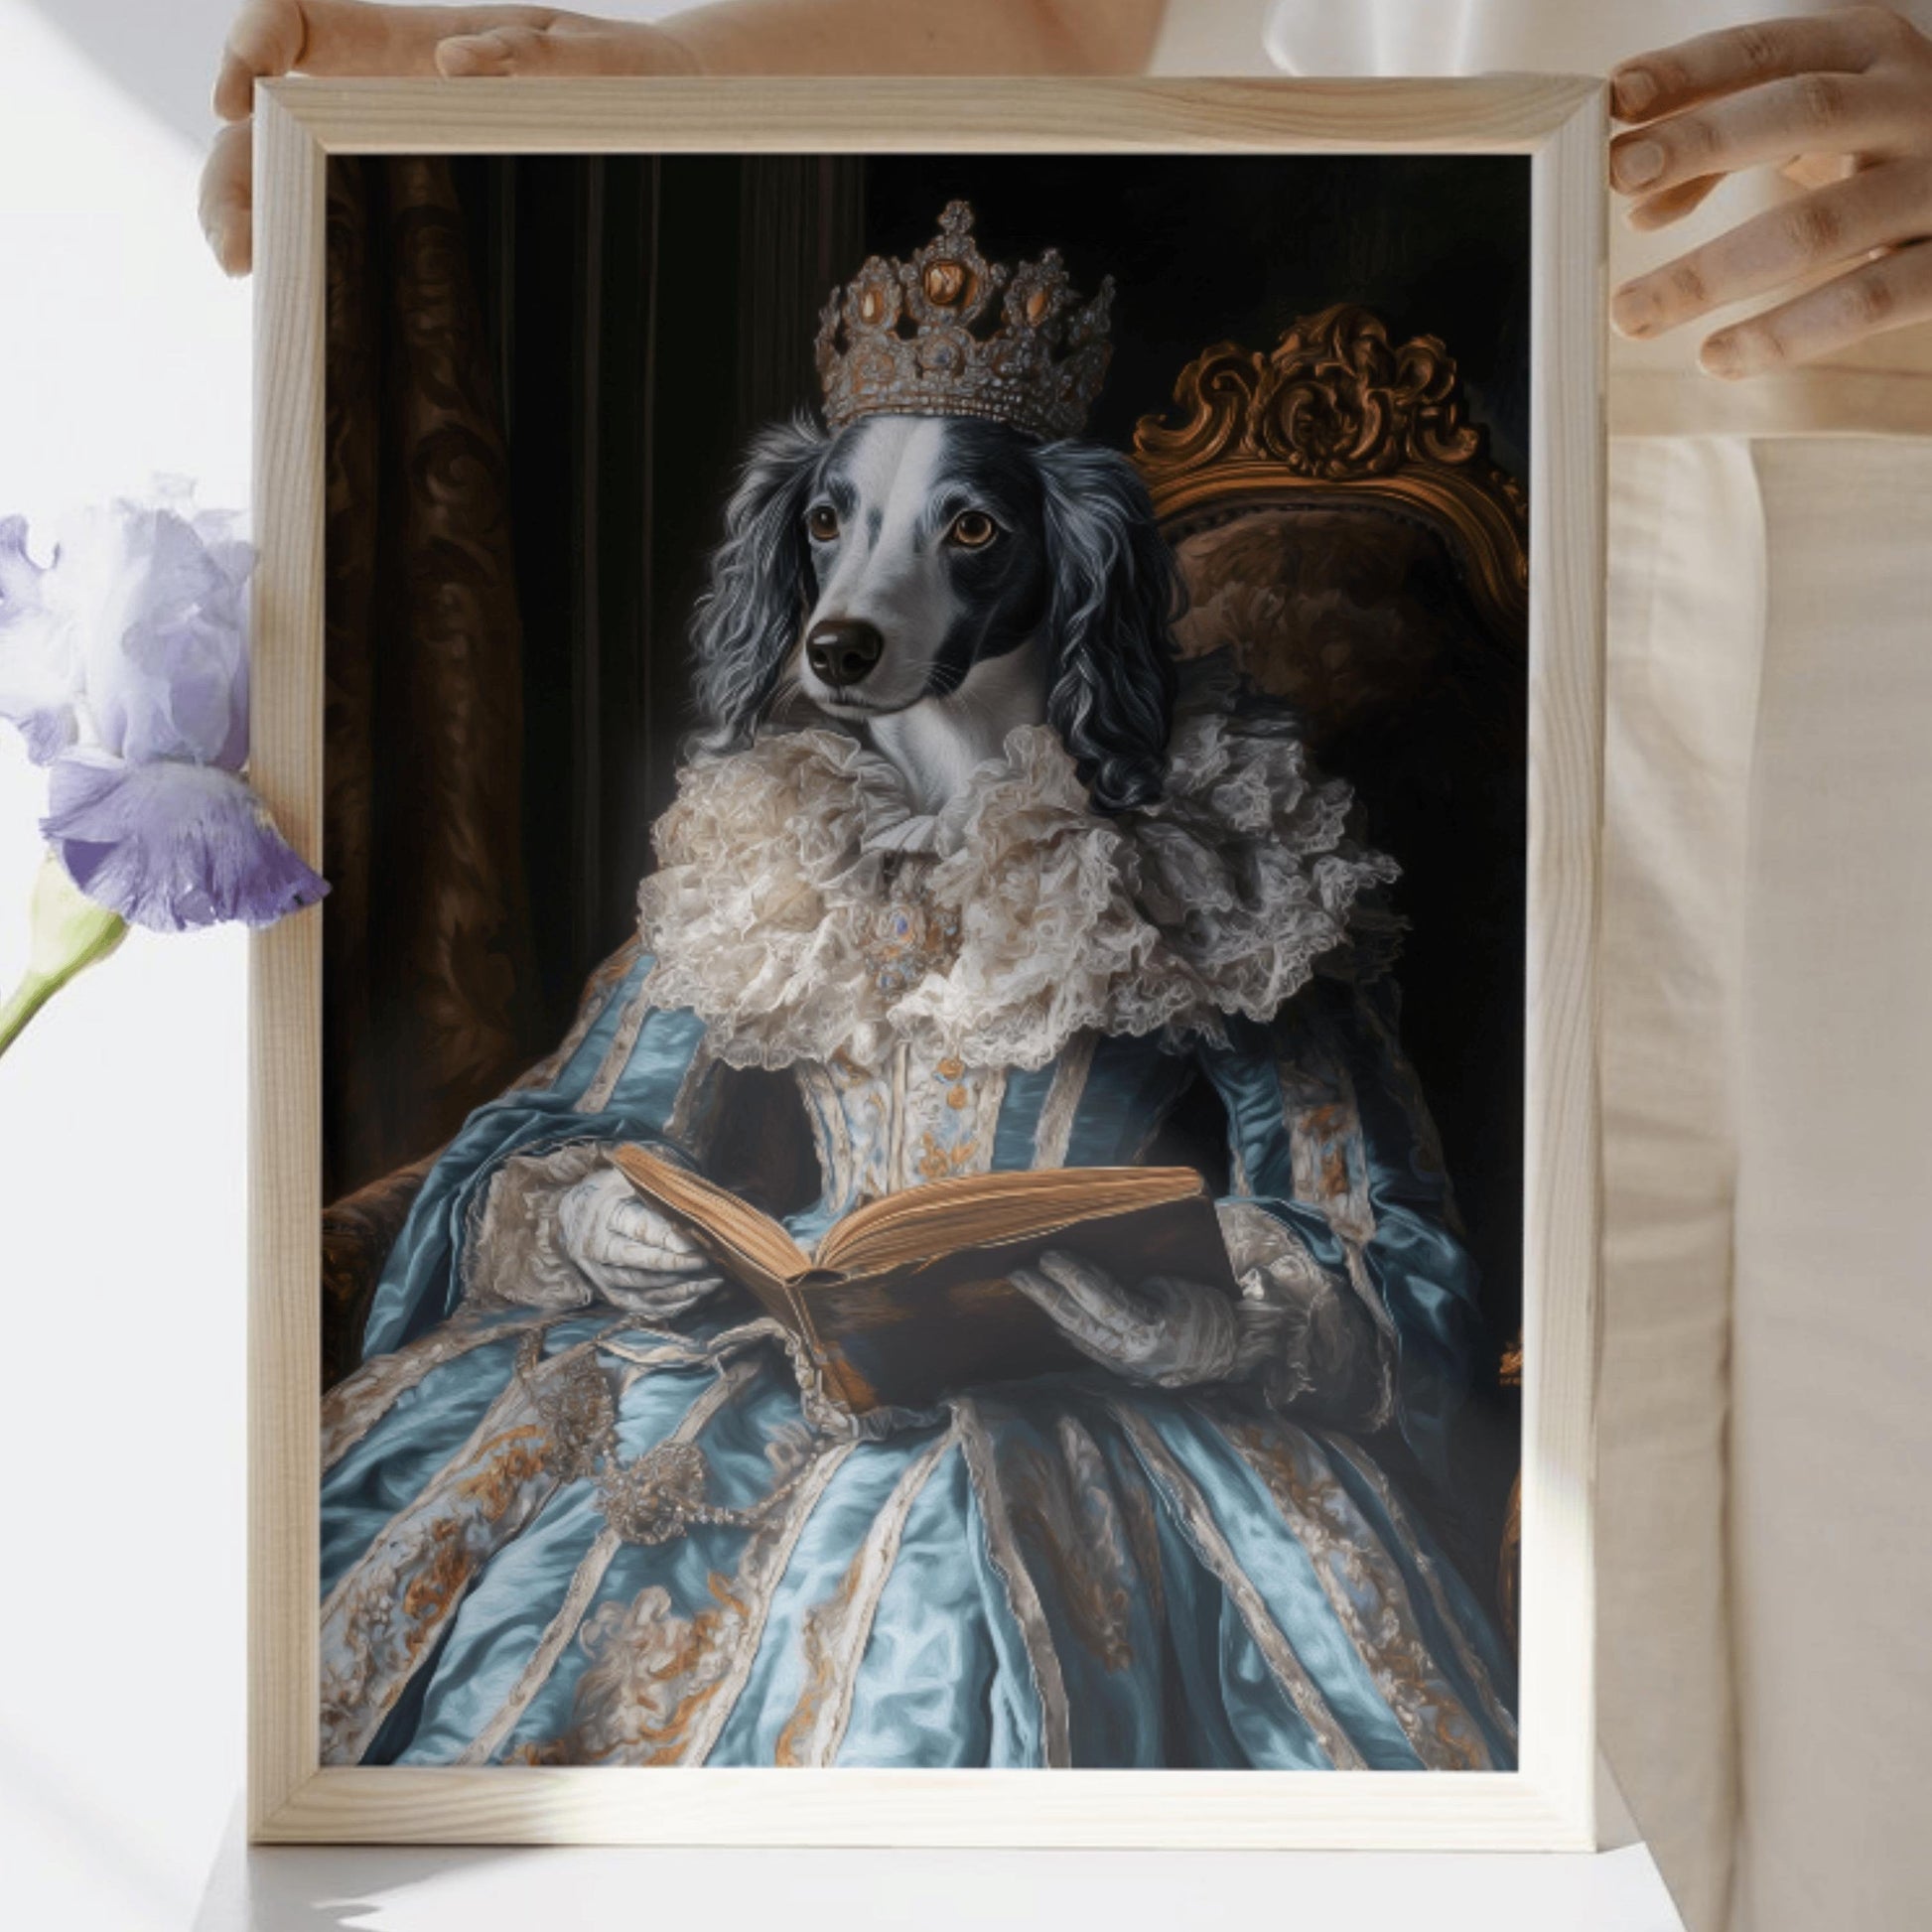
[815,201,1115,441]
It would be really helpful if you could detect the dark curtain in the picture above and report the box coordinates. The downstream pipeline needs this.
[321,155,865,1379]
[323,157,537,1212]
[447,155,867,1047]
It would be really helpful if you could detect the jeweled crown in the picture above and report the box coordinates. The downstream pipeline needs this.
[814,201,1115,441]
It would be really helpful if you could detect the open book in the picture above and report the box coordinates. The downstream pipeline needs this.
[610,1145,1238,1414]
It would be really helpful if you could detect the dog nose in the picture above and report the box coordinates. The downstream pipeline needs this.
[805,619,884,690]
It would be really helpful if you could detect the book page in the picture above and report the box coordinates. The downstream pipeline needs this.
[818,1166,1206,1276]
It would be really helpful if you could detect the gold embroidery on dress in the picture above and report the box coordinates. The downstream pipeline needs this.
[803,1045,1006,1199]
[1106,1400,1366,1768]
[1275,1022,1399,1430]
[519,1334,822,1550]
[455,1344,784,1765]
[773,1425,960,1767]
[322,1308,567,1472]
[1225,1417,1491,1770]
[322,1323,685,1764]
[320,1411,559,1762]
[774,1559,869,1767]
[1001,1419,1138,1673]
[516,1435,857,1766]
[1318,1433,1518,1748]
[955,1398,1074,1766]
[915,1128,981,1181]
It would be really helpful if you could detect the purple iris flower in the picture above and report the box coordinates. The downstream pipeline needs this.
[0,490,326,932]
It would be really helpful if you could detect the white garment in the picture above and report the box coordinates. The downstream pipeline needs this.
[1595,441,1760,1932]
[1728,438,1932,1932]
[1146,10,1929,1932]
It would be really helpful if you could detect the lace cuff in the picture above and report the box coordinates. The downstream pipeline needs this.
[461,1140,612,1312]
[1216,1199,1392,1424]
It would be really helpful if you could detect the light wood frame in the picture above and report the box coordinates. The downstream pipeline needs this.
[250,75,1605,1850]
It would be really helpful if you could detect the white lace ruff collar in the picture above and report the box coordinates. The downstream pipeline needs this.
[636,690,1399,1072]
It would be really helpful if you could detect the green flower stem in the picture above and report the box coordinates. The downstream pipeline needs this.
[0,855,128,1062]
[0,973,63,1057]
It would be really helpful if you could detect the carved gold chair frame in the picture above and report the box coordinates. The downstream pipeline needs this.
[1131,302,1528,650]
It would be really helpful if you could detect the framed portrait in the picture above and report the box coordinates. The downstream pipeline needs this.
[248,74,1604,1850]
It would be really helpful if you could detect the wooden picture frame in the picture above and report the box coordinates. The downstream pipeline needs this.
[250,74,1604,1850]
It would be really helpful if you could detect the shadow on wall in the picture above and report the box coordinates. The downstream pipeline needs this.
[24,0,237,143]
[22,0,695,148]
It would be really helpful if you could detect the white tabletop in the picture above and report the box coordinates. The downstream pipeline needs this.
[192,1759,1687,1932]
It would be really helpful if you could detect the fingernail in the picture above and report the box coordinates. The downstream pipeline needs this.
[1612,68,1657,119]
[437,37,490,74]
[1700,332,1743,379]
[1613,139,1665,191]
[1610,284,1654,337]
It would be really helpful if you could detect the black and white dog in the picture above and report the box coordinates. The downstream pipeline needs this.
[577,407,1243,1386]
[691,411,1182,816]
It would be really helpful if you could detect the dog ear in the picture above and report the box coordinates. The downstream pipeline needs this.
[691,414,827,746]
[1033,442,1181,812]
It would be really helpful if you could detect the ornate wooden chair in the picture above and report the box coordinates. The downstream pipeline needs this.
[1132,304,1525,727]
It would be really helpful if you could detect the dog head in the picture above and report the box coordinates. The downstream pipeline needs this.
[690,412,1181,813]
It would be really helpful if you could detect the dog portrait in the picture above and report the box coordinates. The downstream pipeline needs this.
[263,86,1602,1844]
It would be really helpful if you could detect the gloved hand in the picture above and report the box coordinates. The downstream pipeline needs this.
[1009,1247,1240,1390]
[557,1166,719,1315]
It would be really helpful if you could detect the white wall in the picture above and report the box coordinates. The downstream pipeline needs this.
[0,6,249,1927]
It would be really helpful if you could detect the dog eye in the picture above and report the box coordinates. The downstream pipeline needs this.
[806,504,840,541]
[946,510,998,549]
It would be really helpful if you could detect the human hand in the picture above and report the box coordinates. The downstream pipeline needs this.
[202,1,696,274]
[1609,6,1932,376]
[558,1165,717,1311]
[1009,1248,1239,1390]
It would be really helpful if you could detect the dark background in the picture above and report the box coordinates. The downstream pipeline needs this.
[322,151,1529,1544]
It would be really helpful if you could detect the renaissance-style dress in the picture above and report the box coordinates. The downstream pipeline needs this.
[320,683,1517,1770]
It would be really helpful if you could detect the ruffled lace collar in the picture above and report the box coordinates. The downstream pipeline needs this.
[636,680,1399,1072]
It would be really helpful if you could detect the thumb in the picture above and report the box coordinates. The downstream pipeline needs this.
[434,23,691,78]
[1011,1263,1128,1365]
[1009,1264,1074,1324]
[435,26,554,75]
[200,118,254,277]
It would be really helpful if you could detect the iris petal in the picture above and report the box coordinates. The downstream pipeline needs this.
[69,501,255,769]
[42,752,327,934]
[0,515,81,764]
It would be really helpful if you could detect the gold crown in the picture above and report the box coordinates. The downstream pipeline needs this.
[814,201,1115,441]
